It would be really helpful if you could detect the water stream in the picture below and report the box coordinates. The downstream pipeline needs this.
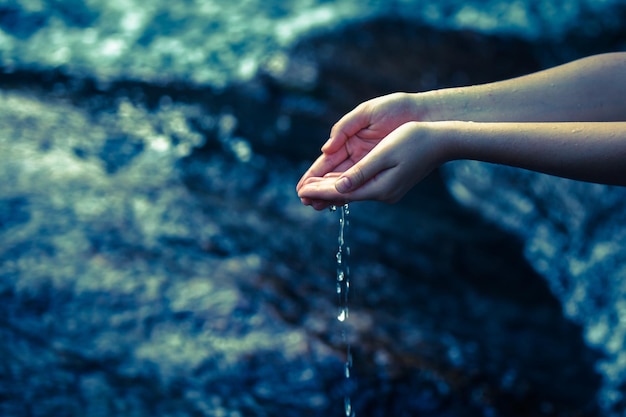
[331,203,355,417]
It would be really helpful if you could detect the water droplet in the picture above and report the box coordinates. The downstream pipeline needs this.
[345,362,351,378]
[346,246,351,256]
[336,283,342,294]
[336,251,342,264]
[344,397,352,417]
[329,205,337,212]
[337,270,345,282]
[337,307,348,322]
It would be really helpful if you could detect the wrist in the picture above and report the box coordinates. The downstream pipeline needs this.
[418,86,492,122]
[416,90,444,122]
[414,88,468,122]
[423,120,477,164]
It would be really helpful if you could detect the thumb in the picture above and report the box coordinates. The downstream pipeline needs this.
[334,170,361,194]
[335,153,388,194]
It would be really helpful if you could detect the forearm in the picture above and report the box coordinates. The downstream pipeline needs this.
[420,53,626,123]
[437,121,626,186]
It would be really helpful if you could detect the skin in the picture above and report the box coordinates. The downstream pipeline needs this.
[296,52,626,210]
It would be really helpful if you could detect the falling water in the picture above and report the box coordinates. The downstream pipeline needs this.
[331,203,355,417]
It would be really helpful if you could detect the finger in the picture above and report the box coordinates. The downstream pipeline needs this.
[298,170,392,204]
[299,175,341,207]
[337,168,397,203]
[297,176,349,203]
[323,104,371,153]
[296,147,349,191]
[310,200,334,211]
[334,142,394,193]
[296,154,333,191]
[299,194,333,211]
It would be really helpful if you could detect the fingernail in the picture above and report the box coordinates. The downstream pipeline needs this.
[321,137,332,151]
[335,176,352,193]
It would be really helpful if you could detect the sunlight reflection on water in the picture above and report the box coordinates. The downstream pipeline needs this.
[2,0,622,87]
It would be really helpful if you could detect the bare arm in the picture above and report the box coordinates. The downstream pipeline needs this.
[423,52,626,123]
[445,121,626,185]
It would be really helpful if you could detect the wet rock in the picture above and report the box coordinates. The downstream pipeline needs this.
[443,161,626,413]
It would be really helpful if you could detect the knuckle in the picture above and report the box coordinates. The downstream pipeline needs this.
[351,165,366,187]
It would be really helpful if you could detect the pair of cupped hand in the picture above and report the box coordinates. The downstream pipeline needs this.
[296,93,443,210]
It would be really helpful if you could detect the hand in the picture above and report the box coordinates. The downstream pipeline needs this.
[297,122,446,210]
[296,93,428,208]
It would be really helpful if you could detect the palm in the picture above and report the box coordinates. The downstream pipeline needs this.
[332,109,411,172]
[333,133,379,172]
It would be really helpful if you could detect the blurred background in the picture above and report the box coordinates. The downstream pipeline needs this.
[1,0,626,416]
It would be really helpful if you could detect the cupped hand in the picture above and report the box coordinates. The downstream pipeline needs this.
[297,121,446,210]
[296,93,427,207]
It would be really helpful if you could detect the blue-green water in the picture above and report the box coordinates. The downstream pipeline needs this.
[1,1,626,416]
